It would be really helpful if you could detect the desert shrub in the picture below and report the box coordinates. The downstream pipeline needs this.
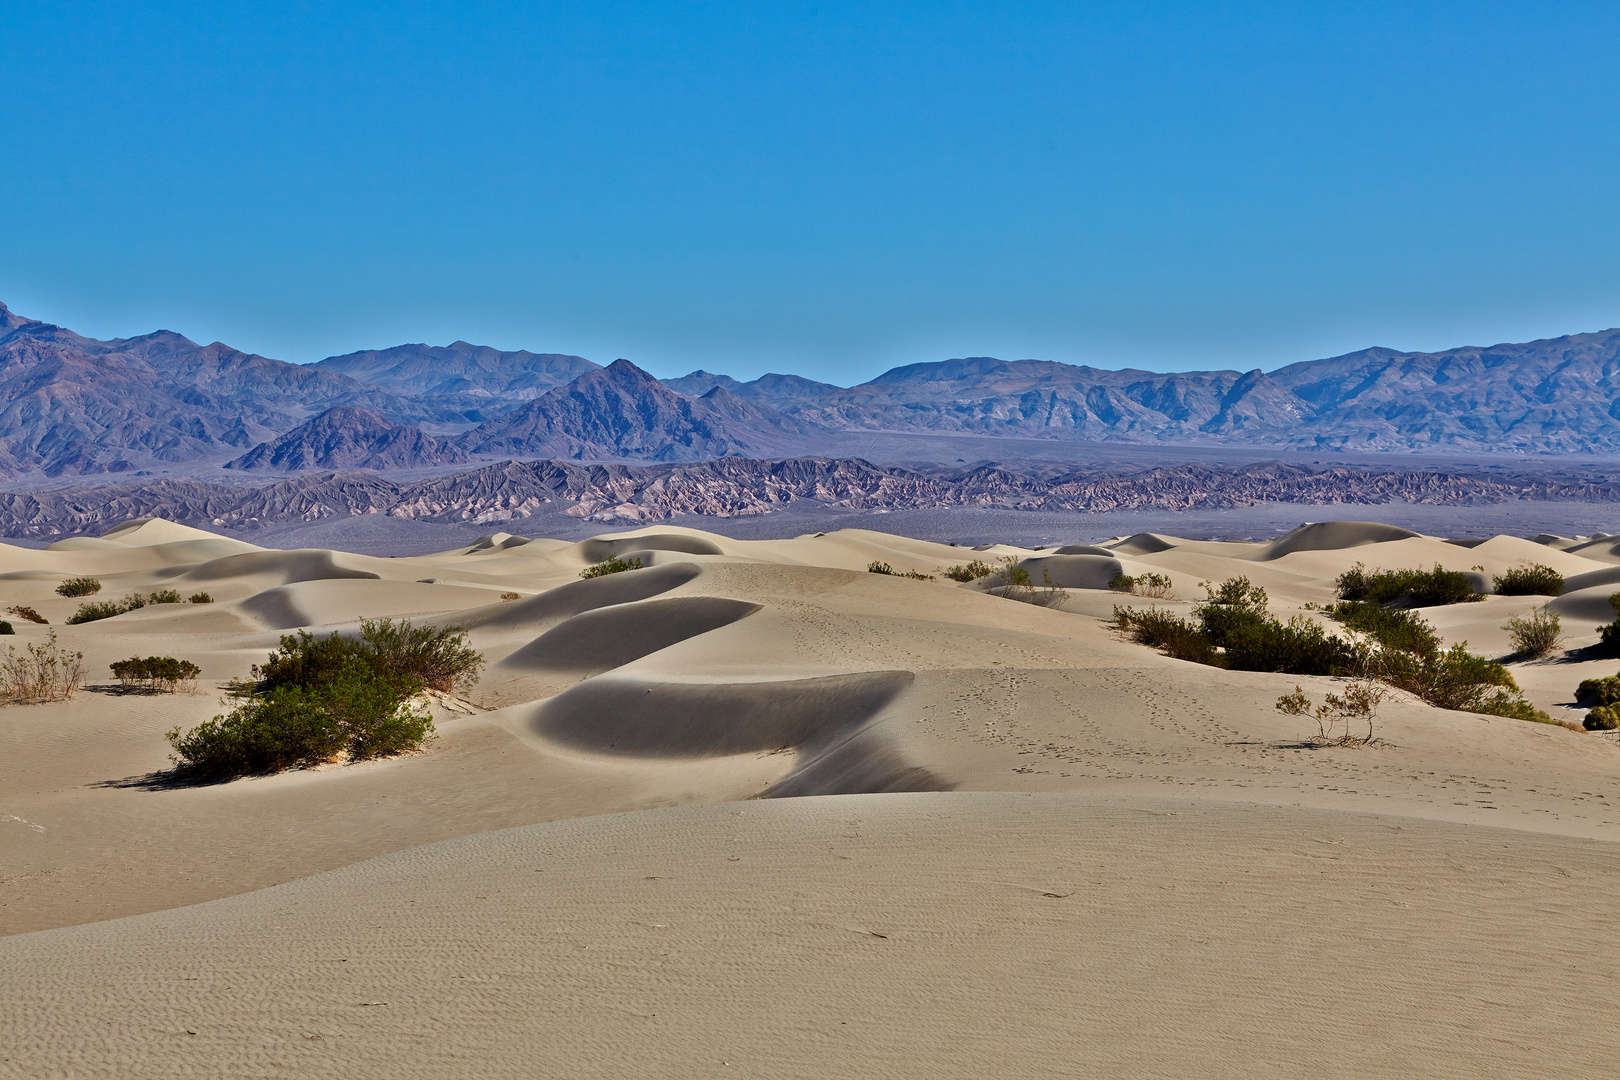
[1193,577,1271,647]
[944,560,994,582]
[580,556,643,578]
[868,561,895,575]
[1114,606,1221,665]
[167,660,431,781]
[65,600,128,624]
[1276,676,1387,744]
[6,606,47,624]
[1374,643,1525,713]
[1223,616,1357,676]
[500,591,521,601]
[187,592,213,604]
[1504,607,1562,658]
[255,619,483,696]
[0,630,87,704]
[55,577,102,597]
[146,589,182,604]
[0,621,11,635]
[110,656,201,693]
[359,617,484,693]
[1577,674,1620,707]
[1335,563,1481,607]
[1330,601,1439,656]
[990,558,1068,608]
[1593,594,1620,658]
[1585,705,1620,731]
[1493,564,1565,596]
[1110,572,1173,598]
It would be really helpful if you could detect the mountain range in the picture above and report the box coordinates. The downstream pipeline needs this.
[5,298,1620,479]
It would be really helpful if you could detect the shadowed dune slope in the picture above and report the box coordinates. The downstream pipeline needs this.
[171,548,382,584]
[501,596,762,674]
[1259,520,1421,557]
[5,793,1619,1080]
[530,670,913,756]
[577,532,725,561]
[448,562,702,632]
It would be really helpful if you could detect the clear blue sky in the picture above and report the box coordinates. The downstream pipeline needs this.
[4,1,1618,384]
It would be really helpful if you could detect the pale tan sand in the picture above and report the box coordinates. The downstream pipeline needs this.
[4,517,1620,1074]
[6,793,1620,1079]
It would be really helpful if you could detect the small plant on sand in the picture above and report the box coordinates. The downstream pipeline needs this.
[0,620,12,635]
[1585,705,1620,731]
[868,561,895,574]
[1493,564,1565,597]
[990,557,1067,608]
[1275,672,1387,745]
[580,556,643,578]
[0,630,87,704]
[500,591,521,601]
[943,560,994,582]
[110,656,201,694]
[65,600,126,624]
[1109,572,1174,598]
[55,577,102,598]
[6,606,47,624]
[187,592,213,604]
[1503,607,1562,658]
[145,589,183,605]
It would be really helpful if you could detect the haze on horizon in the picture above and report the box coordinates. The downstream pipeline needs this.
[4,1,1619,384]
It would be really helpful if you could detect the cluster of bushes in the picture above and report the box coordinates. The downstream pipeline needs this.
[55,577,102,597]
[1108,572,1174,598]
[0,631,87,704]
[1116,576,1547,723]
[943,560,994,582]
[1493,564,1565,596]
[166,618,482,781]
[580,556,643,578]
[6,605,47,624]
[1574,671,1620,730]
[868,561,933,580]
[1336,563,1482,607]
[64,589,208,624]
[110,656,201,693]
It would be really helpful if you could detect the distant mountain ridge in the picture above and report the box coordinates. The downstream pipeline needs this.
[6,298,1620,479]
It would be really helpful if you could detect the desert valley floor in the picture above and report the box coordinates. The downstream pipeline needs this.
[4,517,1620,1077]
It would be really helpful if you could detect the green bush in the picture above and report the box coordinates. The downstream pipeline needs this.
[254,619,483,696]
[1222,616,1357,676]
[1108,572,1135,592]
[1585,705,1620,731]
[868,561,895,575]
[188,592,214,604]
[110,656,201,693]
[0,620,12,636]
[1493,564,1565,596]
[1335,563,1482,607]
[1503,607,1562,658]
[1194,577,1271,647]
[1111,572,1173,598]
[146,589,182,604]
[65,600,128,624]
[580,556,644,578]
[1576,674,1620,707]
[167,660,430,780]
[1114,606,1221,665]
[944,560,994,582]
[6,605,47,625]
[1375,643,1525,713]
[1594,594,1620,658]
[55,577,102,597]
[1330,601,1439,656]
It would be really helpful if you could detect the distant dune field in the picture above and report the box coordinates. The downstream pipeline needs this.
[3,516,1619,1076]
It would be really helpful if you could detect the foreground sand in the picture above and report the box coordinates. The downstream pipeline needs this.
[3,517,1620,1075]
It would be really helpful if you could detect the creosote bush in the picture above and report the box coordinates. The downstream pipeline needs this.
[867,560,932,580]
[6,606,48,624]
[1109,572,1174,598]
[64,591,179,624]
[1576,673,1620,707]
[0,621,11,635]
[0,630,87,704]
[943,560,994,582]
[55,577,102,598]
[1503,607,1562,658]
[1113,575,1547,724]
[1585,705,1620,731]
[1276,675,1387,745]
[1594,594,1620,658]
[580,556,643,578]
[1335,563,1482,607]
[1493,564,1565,596]
[166,617,481,782]
[500,591,521,601]
[146,589,183,605]
[110,656,201,693]
[989,558,1068,608]
[188,592,213,604]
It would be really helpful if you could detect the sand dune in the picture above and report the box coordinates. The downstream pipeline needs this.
[5,515,1620,1074]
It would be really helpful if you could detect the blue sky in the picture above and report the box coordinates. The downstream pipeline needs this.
[3,1,1618,384]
